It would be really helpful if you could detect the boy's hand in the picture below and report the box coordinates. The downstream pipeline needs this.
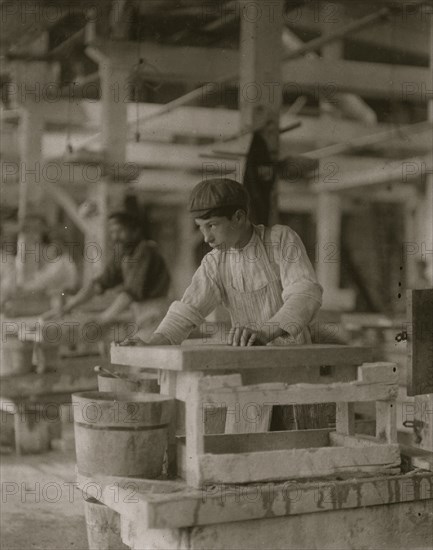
[227,326,268,347]
[119,337,148,347]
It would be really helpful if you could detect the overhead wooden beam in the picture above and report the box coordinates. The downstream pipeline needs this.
[283,8,390,62]
[312,154,432,192]
[283,28,376,125]
[85,38,238,82]
[303,121,432,159]
[287,1,430,62]
[282,58,431,101]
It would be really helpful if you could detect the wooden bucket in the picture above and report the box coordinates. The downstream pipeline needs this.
[97,370,159,394]
[73,391,172,478]
[0,337,34,377]
[83,497,128,550]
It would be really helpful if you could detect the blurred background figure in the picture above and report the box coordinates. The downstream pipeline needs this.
[43,211,171,345]
[1,214,78,316]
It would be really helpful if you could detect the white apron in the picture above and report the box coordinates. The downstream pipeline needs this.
[220,226,312,345]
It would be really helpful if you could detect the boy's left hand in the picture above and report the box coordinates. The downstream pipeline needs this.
[228,326,268,347]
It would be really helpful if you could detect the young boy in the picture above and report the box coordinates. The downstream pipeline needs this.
[142,178,322,346]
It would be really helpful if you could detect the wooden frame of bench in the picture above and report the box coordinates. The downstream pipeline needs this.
[176,362,400,486]
[111,345,402,487]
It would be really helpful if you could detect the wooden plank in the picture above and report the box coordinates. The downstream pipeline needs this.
[400,444,433,472]
[241,365,358,385]
[313,154,432,193]
[86,39,238,83]
[111,345,373,372]
[376,401,397,443]
[184,373,206,487]
[224,405,272,435]
[282,58,431,102]
[196,445,401,485]
[178,429,332,454]
[358,362,398,383]
[407,289,433,396]
[336,403,355,435]
[159,370,178,478]
[330,432,398,449]
[202,380,398,408]
[125,499,433,550]
[76,471,432,530]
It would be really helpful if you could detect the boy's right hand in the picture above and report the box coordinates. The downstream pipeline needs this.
[119,337,148,347]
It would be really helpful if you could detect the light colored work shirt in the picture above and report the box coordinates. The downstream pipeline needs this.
[156,224,323,344]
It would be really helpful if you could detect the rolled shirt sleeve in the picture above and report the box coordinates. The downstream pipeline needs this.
[155,254,222,344]
[267,225,323,338]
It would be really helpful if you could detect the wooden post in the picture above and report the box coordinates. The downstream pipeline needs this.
[238,0,283,141]
[238,0,283,223]
[336,402,355,436]
[316,193,342,298]
[99,60,130,167]
[17,100,45,223]
[404,196,418,289]
[13,33,52,223]
[184,373,205,487]
[316,3,344,308]
[83,44,130,282]
[425,19,433,287]
[159,370,178,478]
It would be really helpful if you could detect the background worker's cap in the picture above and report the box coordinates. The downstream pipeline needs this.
[188,178,249,217]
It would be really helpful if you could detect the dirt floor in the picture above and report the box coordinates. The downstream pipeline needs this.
[1,448,89,550]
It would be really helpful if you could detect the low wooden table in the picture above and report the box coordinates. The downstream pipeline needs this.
[76,470,433,549]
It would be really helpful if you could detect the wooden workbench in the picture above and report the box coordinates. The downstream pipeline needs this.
[74,343,432,548]
[77,470,433,549]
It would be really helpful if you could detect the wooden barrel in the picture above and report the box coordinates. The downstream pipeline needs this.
[83,497,128,550]
[0,337,33,377]
[97,371,159,394]
[73,391,172,478]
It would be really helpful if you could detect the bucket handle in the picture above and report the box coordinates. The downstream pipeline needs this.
[94,365,123,379]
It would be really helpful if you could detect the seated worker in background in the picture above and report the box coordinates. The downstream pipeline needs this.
[1,215,78,313]
[45,212,171,342]
[135,178,322,347]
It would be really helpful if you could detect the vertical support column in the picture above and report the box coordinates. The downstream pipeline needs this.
[82,48,130,282]
[239,0,283,145]
[99,60,130,167]
[315,3,344,307]
[425,19,433,286]
[376,401,397,444]
[336,403,355,435]
[159,370,178,478]
[13,34,51,223]
[404,197,418,289]
[12,58,49,287]
[175,210,197,297]
[316,192,342,296]
[184,373,205,487]
[18,101,45,223]
[239,0,283,221]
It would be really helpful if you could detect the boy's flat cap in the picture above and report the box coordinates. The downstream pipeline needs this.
[188,178,248,216]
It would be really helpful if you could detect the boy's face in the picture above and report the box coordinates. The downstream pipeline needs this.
[195,214,243,250]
